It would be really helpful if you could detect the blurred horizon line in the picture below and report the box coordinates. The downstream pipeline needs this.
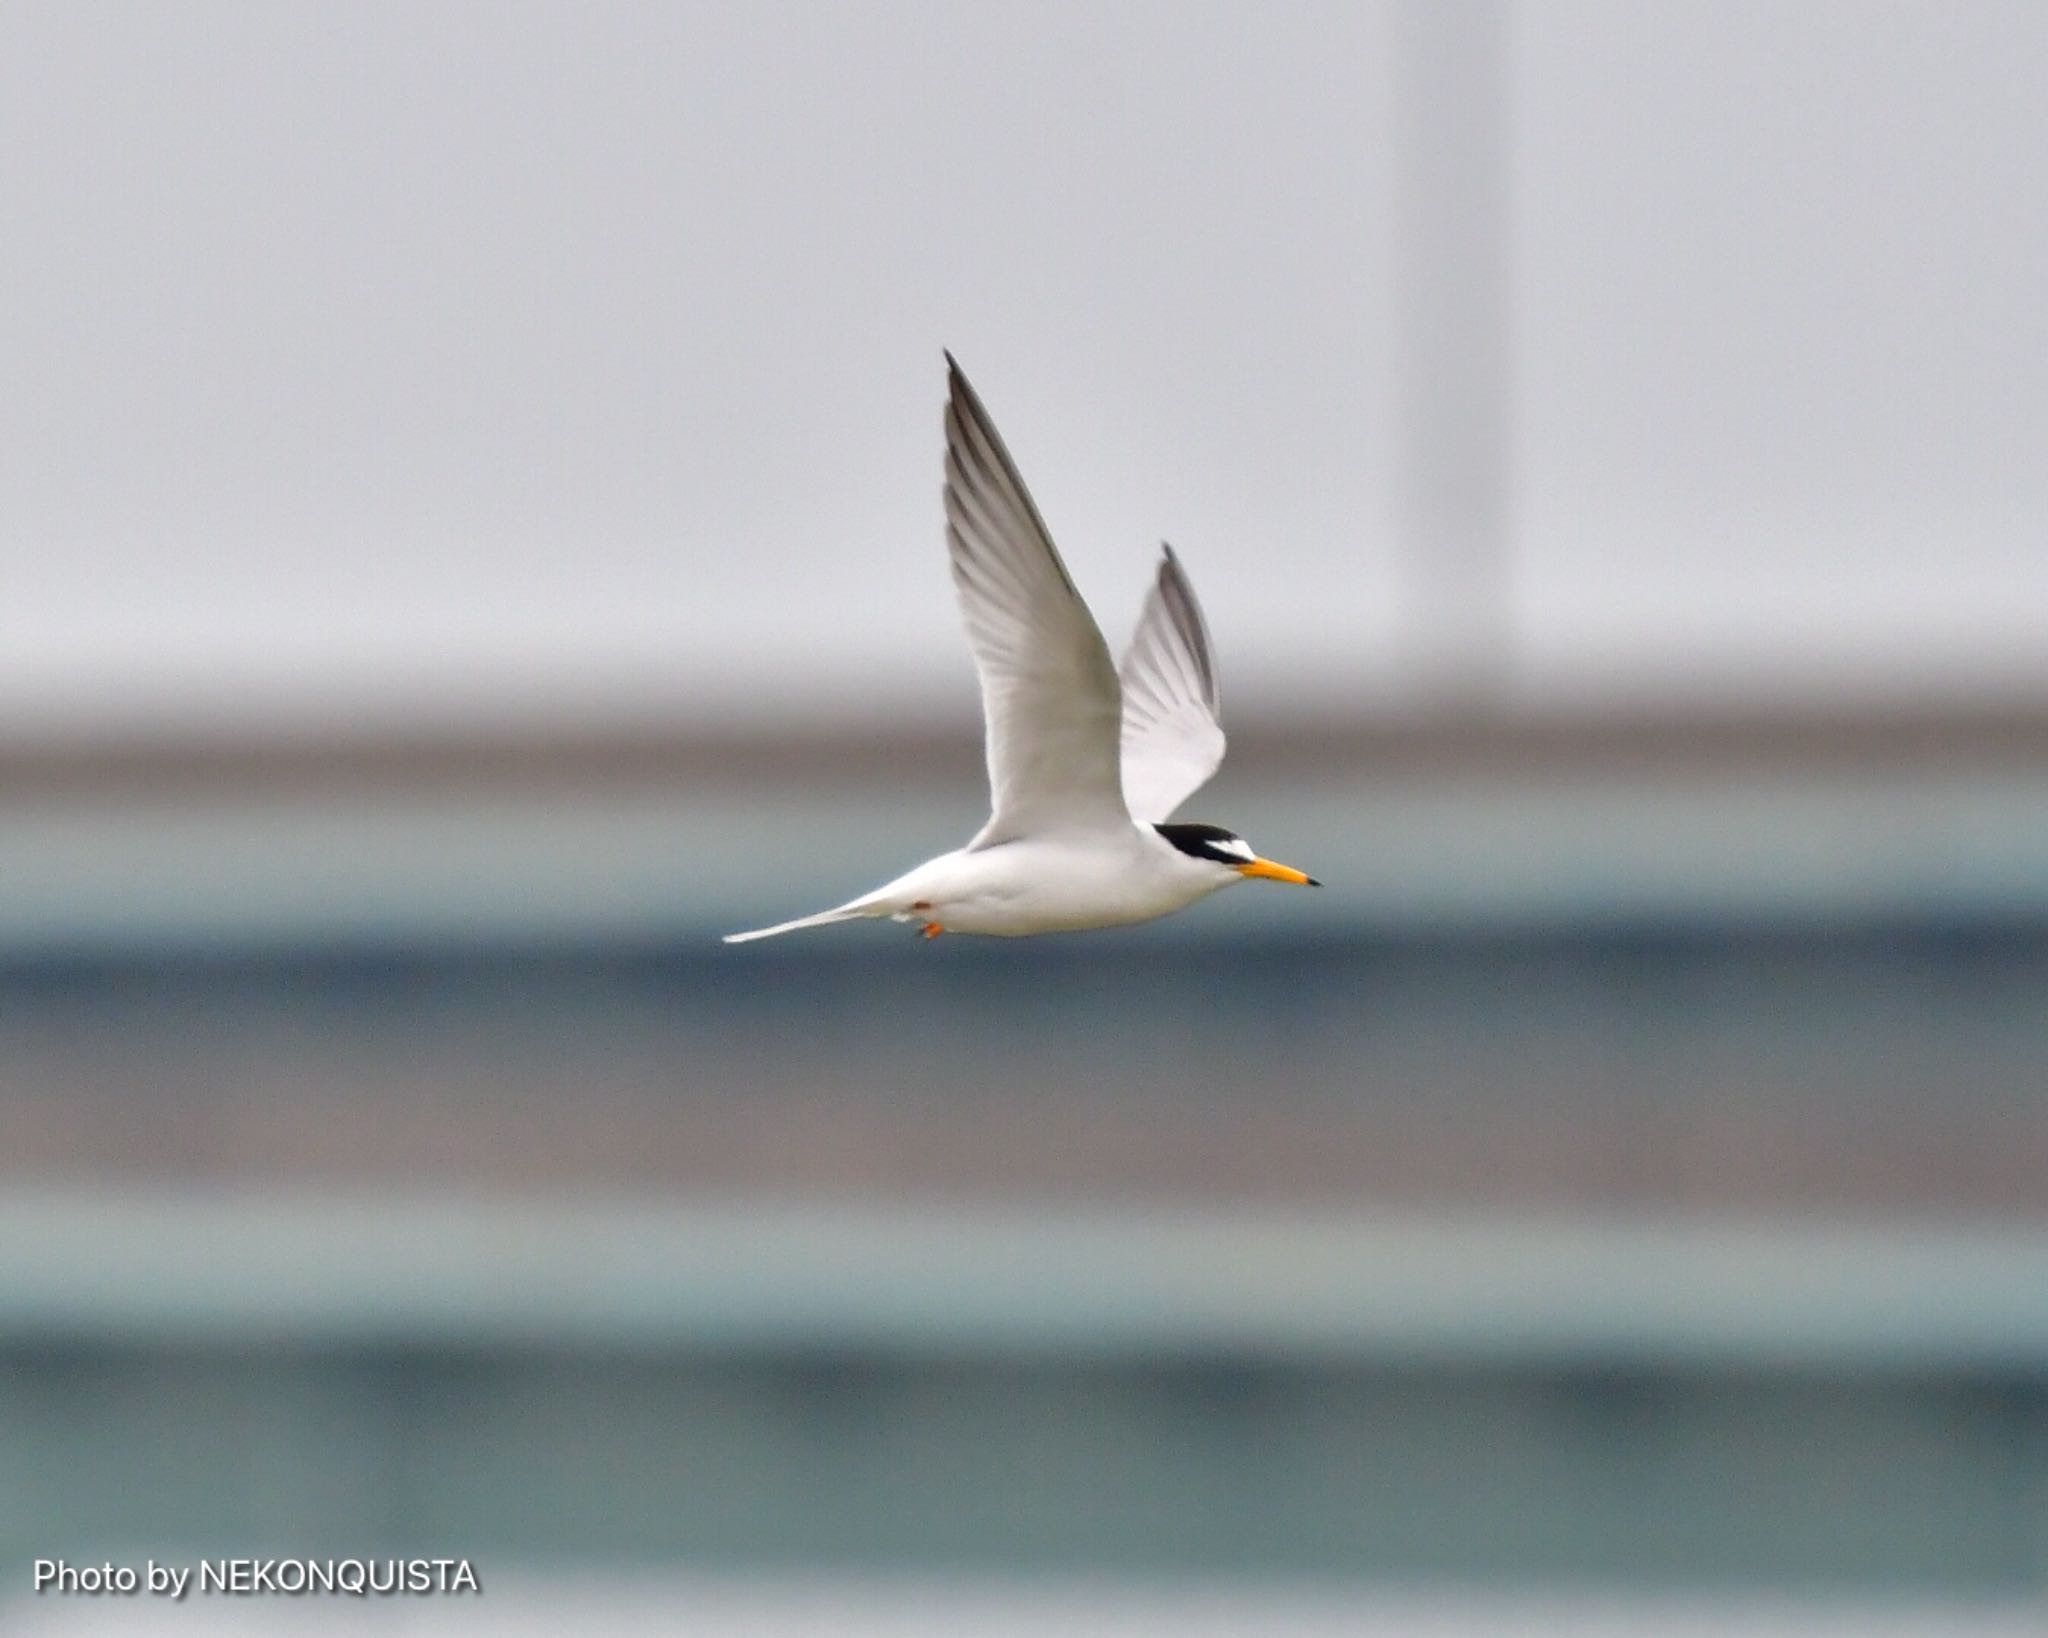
[2,694,2046,798]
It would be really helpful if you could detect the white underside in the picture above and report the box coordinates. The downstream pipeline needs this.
[723,825,1236,942]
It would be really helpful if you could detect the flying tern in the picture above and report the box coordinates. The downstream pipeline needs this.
[725,355,1320,944]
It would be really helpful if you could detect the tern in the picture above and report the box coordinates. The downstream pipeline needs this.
[725,355,1320,944]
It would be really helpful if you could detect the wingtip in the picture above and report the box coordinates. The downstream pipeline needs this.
[1157,543,1193,593]
[943,350,975,415]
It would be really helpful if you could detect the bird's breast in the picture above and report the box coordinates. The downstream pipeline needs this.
[929,832,1225,936]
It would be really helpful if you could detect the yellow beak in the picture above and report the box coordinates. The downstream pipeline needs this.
[1238,857,1320,886]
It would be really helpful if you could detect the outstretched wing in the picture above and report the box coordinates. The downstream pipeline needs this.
[942,354,1130,844]
[1117,545,1226,822]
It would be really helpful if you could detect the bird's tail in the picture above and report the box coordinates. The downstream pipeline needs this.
[721,901,882,944]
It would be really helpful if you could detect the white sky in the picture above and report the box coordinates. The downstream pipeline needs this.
[1,0,2043,735]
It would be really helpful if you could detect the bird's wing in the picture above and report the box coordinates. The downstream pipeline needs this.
[943,355,1130,845]
[1117,545,1227,822]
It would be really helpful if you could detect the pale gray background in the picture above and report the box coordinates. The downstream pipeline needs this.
[2,0,2043,735]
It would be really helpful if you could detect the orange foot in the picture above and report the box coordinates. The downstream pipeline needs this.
[921,922,945,941]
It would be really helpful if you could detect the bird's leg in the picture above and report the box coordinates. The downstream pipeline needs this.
[921,922,945,941]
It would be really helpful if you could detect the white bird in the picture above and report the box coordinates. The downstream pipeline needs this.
[724,355,1319,944]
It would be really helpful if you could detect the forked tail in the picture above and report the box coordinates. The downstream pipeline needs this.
[721,902,878,944]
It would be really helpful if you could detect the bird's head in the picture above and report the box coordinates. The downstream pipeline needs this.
[1154,823,1320,887]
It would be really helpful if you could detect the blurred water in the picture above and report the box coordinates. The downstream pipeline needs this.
[3,737,2047,1598]
[6,1580,2047,1637]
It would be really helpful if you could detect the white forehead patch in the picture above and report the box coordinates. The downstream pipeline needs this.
[1215,836,1256,862]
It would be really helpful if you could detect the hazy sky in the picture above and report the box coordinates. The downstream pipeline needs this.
[1,0,2043,734]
